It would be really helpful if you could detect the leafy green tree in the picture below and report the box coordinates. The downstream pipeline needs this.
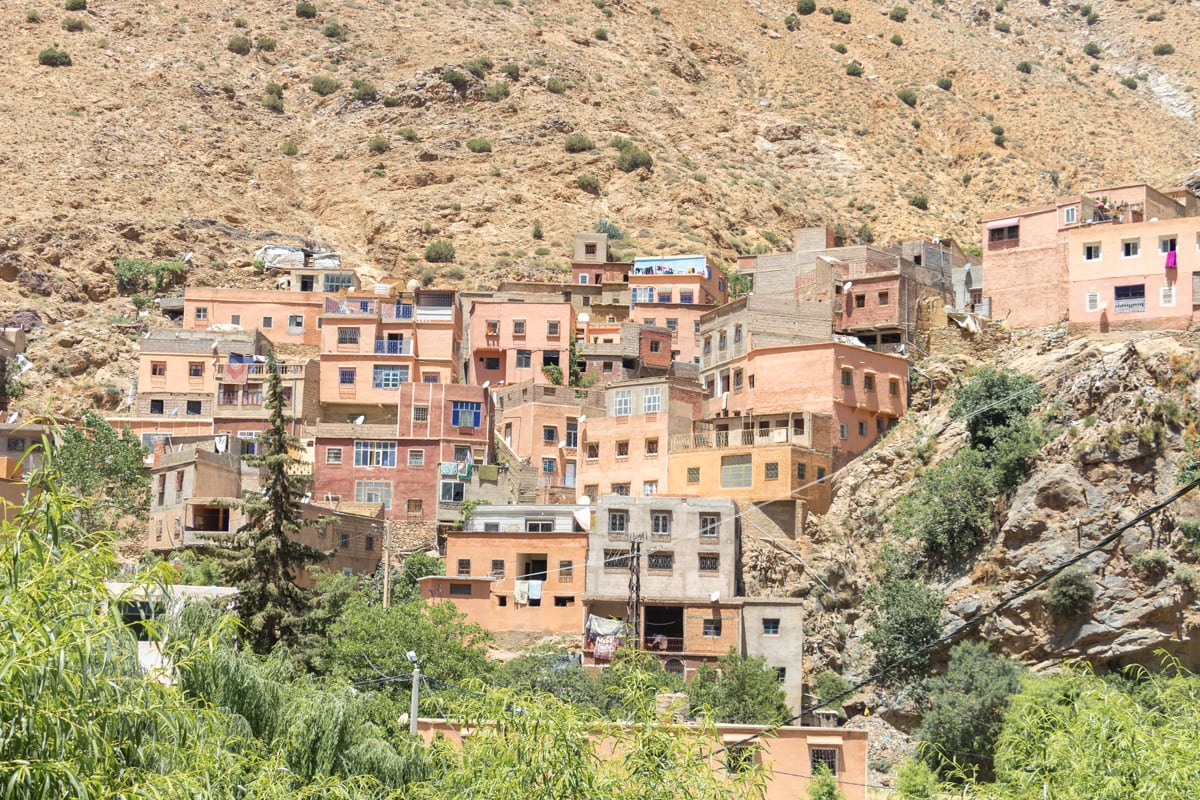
[892,448,995,561]
[917,641,1024,778]
[949,367,1041,450]
[896,758,939,798]
[864,579,942,684]
[493,649,609,711]
[218,350,326,654]
[807,762,846,799]
[811,670,851,716]
[55,410,150,537]
[690,649,790,724]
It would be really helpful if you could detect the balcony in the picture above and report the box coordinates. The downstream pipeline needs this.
[382,303,415,321]
[374,339,414,355]
[670,427,811,452]
[214,362,305,380]
[643,636,684,653]
[324,297,378,317]
[1114,297,1146,314]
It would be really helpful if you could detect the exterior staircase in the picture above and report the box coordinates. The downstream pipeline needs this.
[494,437,539,504]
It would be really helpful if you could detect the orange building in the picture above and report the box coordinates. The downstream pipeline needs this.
[182,288,327,346]
[464,300,574,386]
[419,503,590,634]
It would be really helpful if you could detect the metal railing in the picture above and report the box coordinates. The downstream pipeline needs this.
[374,339,414,355]
[669,428,809,451]
[1114,297,1146,314]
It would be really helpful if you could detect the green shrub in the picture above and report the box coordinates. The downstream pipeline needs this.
[895,760,938,799]
[443,69,469,92]
[255,36,277,51]
[796,0,817,13]
[420,267,437,286]
[784,14,800,29]
[499,63,521,82]
[38,47,72,66]
[367,135,390,154]
[447,266,466,280]
[811,671,851,715]
[323,20,346,41]
[1174,564,1198,590]
[565,133,595,152]
[466,137,492,153]
[864,578,942,683]
[1084,42,1101,57]
[897,88,917,107]
[310,75,339,96]
[995,20,1011,32]
[62,16,87,32]
[281,140,299,156]
[1152,42,1175,55]
[616,146,653,172]
[831,42,847,53]
[609,135,633,151]
[65,0,87,9]
[991,124,1005,136]
[908,192,928,210]
[936,77,952,90]
[1145,10,1165,21]
[227,35,252,55]
[1086,11,1099,24]
[547,77,567,94]
[1178,519,1200,544]
[26,10,42,22]
[594,27,608,40]
[351,79,377,102]
[650,6,662,16]
[893,449,994,561]
[382,95,401,107]
[1044,569,1095,616]
[889,5,908,21]
[262,93,284,112]
[1016,60,1032,73]
[483,82,510,102]
[949,367,1041,450]
[465,56,493,78]
[424,239,455,262]
[532,220,544,240]
[1120,77,1138,89]
[296,1,318,18]
[832,8,851,23]
[397,127,418,141]
[890,33,903,45]
[845,61,863,76]
[577,173,600,193]
[1131,549,1170,578]
[233,16,248,28]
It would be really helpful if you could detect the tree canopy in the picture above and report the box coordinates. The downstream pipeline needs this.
[689,649,790,725]
[54,410,149,536]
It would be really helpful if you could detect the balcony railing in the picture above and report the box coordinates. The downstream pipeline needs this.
[214,363,304,380]
[670,428,809,452]
[1114,297,1146,314]
[383,303,415,321]
[374,339,414,355]
[643,636,684,653]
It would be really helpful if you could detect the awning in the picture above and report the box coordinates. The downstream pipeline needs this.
[985,217,1019,229]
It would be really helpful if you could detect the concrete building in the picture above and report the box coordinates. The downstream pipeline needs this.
[420,503,590,634]
[254,245,359,294]
[576,320,675,385]
[464,300,574,386]
[577,375,704,500]
[981,183,1200,328]
[183,288,327,346]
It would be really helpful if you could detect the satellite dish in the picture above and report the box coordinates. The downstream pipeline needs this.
[578,313,590,323]
[843,281,853,292]
[578,415,586,424]
[353,415,366,425]
[709,591,721,603]
[557,440,567,449]
[169,407,180,416]
[481,380,490,389]
[577,495,592,505]
[406,279,420,292]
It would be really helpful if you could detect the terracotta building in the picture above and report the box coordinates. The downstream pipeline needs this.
[182,288,327,346]
[463,299,575,386]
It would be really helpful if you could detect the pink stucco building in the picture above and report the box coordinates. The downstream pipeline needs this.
[464,300,575,386]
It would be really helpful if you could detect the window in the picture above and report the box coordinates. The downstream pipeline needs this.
[579,273,589,284]
[454,445,472,462]
[150,399,164,415]
[1114,284,1146,313]
[340,532,350,548]
[586,442,599,460]
[6,438,24,452]
[259,316,272,329]
[585,242,597,256]
[326,447,343,465]
[288,314,304,330]
[449,583,472,597]
[413,405,429,423]
[733,371,743,390]
[565,420,578,448]
[604,549,630,570]
[1063,205,1078,225]
[1083,243,1101,262]
[878,291,889,306]
[1160,237,1178,254]
[354,441,397,467]
[407,499,423,518]
[659,291,673,302]
[239,431,260,456]
[455,558,471,576]
[854,294,866,309]
[452,401,482,428]
[863,374,875,391]
[187,362,204,378]
[613,389,632,416]
[548,320,561,336]
[988,224,1019,246]
[354,480,393,508]
[839,423,848,440]
[491,559,505,577]
[324,274,354,292]
[718,332,727,350]
[194,306,209,321]
[649,340,662,353]
[372,365,408,389]
[762,618,780,636]
[526,519,554,533]
[602,361,613,372]
[797,463,807,480]
[542,351,560,367]
[817,466,827,481]
[858,421,868,436]
[687,466,701,484]
[616,441,629,458]
[765,462,779,480]
[1123,239,1140,258]
[776,667,787,682]
[486,320,500,336]
[725,743,760,774]
[339,368,356,385]
[1160,285,1176,307]
[612,483,631,496]
[484,357,500,370]
[632,287,655,304]
[680,291,694,304]
[537,425,556,445]
[694,320,702,334]
[720,454,752,488]
[337,327,360,345]
[841,369,852,386]
[440,480,465,502]
[186,400,202,416]
[541,458,557,474]
[810,748,840,777]
[889,379,899,396]
[516,349,531,368]
[645,438,659,456]
[651,512,671,535]
[648,552,674,571]
[363,534,375,552]
[699,554,720,572]
[151,362,166,377]
[642,481,658,496]
[666,318,678,331]
[609,511,628,533]
[702,617,722,636]
[554,596,575,607]
[699,514,720,538]
[408,449,425,467]
[513,319,526,335]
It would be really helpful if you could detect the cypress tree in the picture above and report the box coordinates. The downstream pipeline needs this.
[221,348,326,653]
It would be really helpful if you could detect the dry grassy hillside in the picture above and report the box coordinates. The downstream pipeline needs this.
[1,0,1198,410]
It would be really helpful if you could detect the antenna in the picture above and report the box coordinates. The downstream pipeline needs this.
[353,415,366,425]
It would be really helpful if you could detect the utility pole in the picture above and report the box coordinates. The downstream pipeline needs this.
[407,651,420,735]
[381,523,394,608]
[627,533,644,645]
